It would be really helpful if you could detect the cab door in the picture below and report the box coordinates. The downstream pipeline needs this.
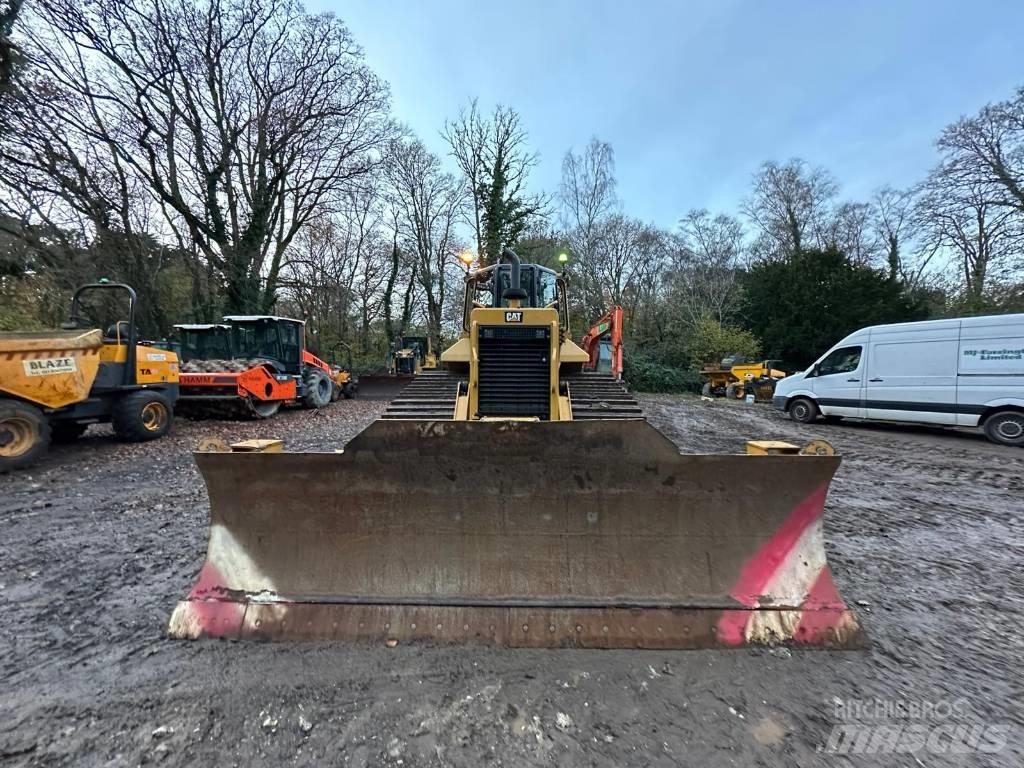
[864,331,960,425]
[807,344,865,417]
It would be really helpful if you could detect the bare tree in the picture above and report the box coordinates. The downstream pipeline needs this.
[822,201,878,266]
[7,0,393,313]
[0,0,23,98]
[743,159,838,259]
[385,138,465,351]
[668,209,745,328]
[443,100,546,265]
[916,164,1024,302]
[938,87,1024,214]
[582,214,665,322]
[560,138,618,241]
[559,137,620,289]
[871,185,941,288]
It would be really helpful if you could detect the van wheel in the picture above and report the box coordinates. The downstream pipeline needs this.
[983,411,1024,446]
[788,397,819,424]
[113,390,173,442]
[0,401,50,472]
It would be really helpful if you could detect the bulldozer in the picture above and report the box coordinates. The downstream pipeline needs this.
[357,334,437,399]
[0,282,179,472]
[389,335,437,376]
[170,250,863,649]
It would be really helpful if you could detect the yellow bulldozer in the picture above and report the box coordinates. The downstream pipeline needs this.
[0,282,179,472]
[170,250,863,650]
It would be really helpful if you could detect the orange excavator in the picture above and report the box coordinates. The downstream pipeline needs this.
[581,305,624,380]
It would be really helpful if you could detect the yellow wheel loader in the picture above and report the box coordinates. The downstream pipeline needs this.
[170,250,863,649]
[0,283,179,472]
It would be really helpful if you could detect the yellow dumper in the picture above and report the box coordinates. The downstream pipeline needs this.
[701,358,787,402]
[0,283,179,471]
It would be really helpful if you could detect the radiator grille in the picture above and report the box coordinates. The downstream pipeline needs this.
[477,325,551,419]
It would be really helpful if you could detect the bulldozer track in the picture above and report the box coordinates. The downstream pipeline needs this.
[380,370,643,420]
[563,371,644,420]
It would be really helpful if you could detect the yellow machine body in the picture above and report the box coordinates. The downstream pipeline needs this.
[171,251,863,650]
[0,282,180,472]
[0,330,105,409]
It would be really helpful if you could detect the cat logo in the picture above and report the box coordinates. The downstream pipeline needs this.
[504,311,523,323]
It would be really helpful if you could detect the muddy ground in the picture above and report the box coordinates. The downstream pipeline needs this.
[1,396,1021,767]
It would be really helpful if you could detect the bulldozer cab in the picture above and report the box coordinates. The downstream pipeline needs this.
[390,335,435,375]
[222,316,305,375]
[463,262,562,315]
[399,336,429,360]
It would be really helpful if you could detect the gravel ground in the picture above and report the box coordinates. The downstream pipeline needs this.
[1,395,1021,767]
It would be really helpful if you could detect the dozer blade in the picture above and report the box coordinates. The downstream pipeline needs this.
[170,419,864,649]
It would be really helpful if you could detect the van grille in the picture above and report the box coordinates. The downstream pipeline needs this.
[477,325,551,419]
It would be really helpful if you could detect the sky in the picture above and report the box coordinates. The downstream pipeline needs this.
[311,0,1024,230]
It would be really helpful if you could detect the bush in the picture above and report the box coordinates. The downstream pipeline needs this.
[688,317,761,368]
[624,352,704,393]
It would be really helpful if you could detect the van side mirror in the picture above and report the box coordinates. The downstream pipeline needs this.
[807,363,819,378]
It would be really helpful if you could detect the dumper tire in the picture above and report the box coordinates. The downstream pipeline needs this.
[51,422,89,443]
[112,390,173,442]
[343,382,356,399]
[0,401,50,472]
[302,367,332,409]
[788,397,819,424]
[983,410,1024,447]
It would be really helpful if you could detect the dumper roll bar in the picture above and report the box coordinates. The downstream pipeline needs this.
[67,282,138,386]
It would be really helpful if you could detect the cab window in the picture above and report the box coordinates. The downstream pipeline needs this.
[815,346,862,376]
[280,322,301,364]
[497,267,534,308]
[538,270,557,306]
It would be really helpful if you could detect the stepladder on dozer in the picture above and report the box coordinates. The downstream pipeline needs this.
[169,249,865,650]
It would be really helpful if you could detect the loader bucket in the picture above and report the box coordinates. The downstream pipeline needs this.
[169,419,864,649]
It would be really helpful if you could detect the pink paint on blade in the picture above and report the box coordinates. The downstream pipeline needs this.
[716,484,829,645]
[186,560,245,638]
[793,567,849,643]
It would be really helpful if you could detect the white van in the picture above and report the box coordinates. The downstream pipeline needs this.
[772,314,1024,446]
